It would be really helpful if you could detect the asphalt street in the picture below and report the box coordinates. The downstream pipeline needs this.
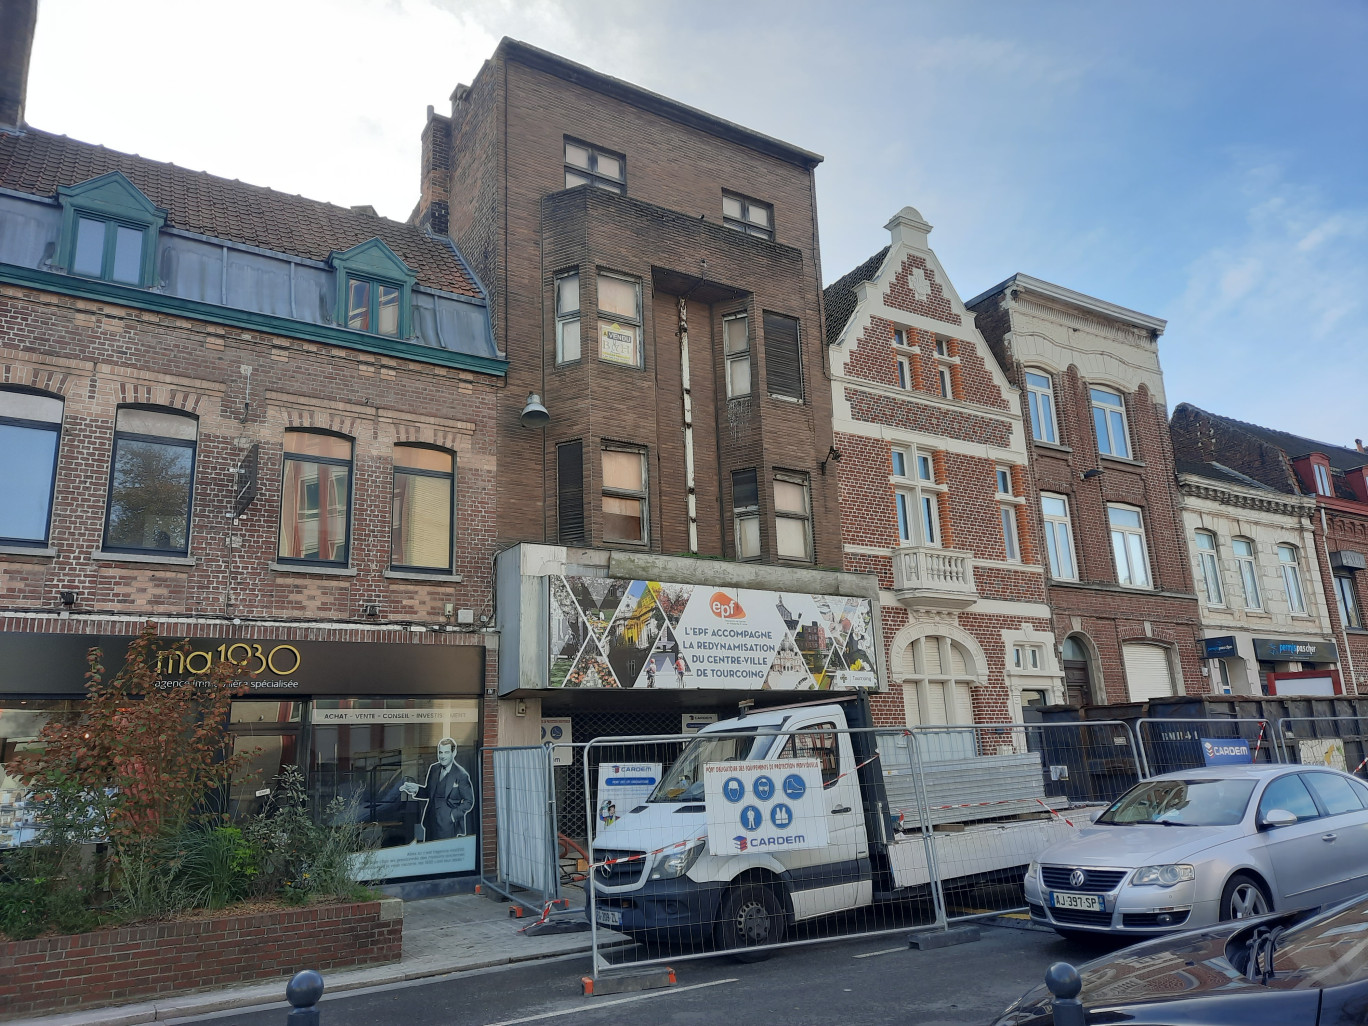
[179,923,1121,1026]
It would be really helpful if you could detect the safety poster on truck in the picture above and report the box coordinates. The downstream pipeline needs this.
[703,759,828,855]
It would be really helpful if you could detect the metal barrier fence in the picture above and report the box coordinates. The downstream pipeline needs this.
[580,719,1141,977]
[1135,717,1282,777]
[1277,716,1368,775]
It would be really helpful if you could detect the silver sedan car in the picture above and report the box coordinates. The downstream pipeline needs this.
[1024,764,1368,939]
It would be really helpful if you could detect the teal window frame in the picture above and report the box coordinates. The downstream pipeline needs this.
[56,172,166,288]
[328,238,416,340]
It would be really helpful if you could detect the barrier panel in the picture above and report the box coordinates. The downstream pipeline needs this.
[1277,716,1368,775]
[1135,717,1282,777]
[480,745,560,912]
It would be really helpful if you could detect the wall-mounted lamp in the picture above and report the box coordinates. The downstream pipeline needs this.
[59,590,77,607]
[1080,468,1104,481]
[820,445,843,475]
[519,392,550,428]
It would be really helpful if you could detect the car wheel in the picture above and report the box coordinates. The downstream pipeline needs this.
[715,882,786,961]
[1220,874,1272,921]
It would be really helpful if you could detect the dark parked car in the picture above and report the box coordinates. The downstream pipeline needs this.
[995,892,1368,1026]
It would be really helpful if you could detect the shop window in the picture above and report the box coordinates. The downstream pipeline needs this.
[1025,370,1058,444]
[1108,504,1151,588]
[1335,574,1361,629]
[602,446,648,544]
[1214,658,1233,695]
[391,446,455,572]
[763,312,803,401]
[57,171,165,288]
[565,137,626,193]
[1195,530,1225,606]
[1091,386,1131,459]
[1279,544,1307,614]
[1041,493,1077,580]
[774,472,812,561]
[597,273,643,367]
[0,389,62,547]
[555,271,581,363]
[722,190,773,241]
[329,238,415,340]
[724,312,751,397]
[1233,537,1262,609]
[732,469,760,559]
[279,431,352,565]
[557,440,586,544]
[104,407,197,555]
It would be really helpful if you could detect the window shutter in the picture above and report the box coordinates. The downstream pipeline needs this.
[763,312,803,400]
[557,441,585,544]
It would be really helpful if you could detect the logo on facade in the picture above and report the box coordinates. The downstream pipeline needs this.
[709,592,746,620]
[1070,869,1086,889]
[733,836,749,852]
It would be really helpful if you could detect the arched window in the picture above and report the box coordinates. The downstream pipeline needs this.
[279,431,352,565]
[1233,537,1261,610]
[903,634,979,759]
[0,389,63,547]
[1194,530,1225,606]
[104,406,197,555]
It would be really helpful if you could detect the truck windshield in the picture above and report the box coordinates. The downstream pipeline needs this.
[649,727,781,803]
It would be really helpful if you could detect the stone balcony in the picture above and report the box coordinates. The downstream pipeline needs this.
[891,545,979,610]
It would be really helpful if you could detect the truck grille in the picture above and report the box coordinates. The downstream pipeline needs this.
[593,849,646,886]
[1041,866,1127,893]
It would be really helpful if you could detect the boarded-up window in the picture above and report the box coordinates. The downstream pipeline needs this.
[763,312,802,400]
[557,441,585,544]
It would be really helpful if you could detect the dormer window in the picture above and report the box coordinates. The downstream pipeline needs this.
[57,172,166,288]
[329,238,415,340]
[1314,462,1333,496]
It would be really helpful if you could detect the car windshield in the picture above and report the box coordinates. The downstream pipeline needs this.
[649,727,780,803]
[1096,777,1256,826]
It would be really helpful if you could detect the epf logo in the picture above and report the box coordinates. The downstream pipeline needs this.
[710,592,747,620]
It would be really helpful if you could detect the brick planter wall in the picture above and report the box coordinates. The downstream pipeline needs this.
[0,898,402,1020]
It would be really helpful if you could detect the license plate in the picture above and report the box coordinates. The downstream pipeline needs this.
[1051,891,1104,912]
[595,907,622,927]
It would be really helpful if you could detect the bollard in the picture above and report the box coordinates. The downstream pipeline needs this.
[286,969,325,1025]
[1044,962,1085,1026]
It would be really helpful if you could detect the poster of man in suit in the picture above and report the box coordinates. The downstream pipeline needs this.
[400,736,474,840]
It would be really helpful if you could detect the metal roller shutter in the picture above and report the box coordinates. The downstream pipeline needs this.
[1123,642,1176,701]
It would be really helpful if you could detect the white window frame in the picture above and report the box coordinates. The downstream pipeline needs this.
[1233,537,1262,609]
[773,472,812,562]
[1090,386,1131,459]
[936,364,952,398]
[723,311,751,398]
[1041,492,1077,580]
[1012,644,1042,671]
[1335,574,1361,629]
[554,270,580,364]
[1279,544,1307,614]
[896,353,913,390]
[1025,370,1058,444]
[892,446,941,547]
[1108,503,1151,588]
[1194,530,1225,607]
[1313,463,1333,496]
[732,468,759,560]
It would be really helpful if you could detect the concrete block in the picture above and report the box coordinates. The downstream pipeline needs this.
[908,925,981,949]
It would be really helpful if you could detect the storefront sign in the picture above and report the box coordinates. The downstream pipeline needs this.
[0,633,483,697]
[1201,636,1238,659]
[595,762,660,832]
[548,576,878,690]
[1253,638,1339,663]
[1200,738,1252,766]
[313,707,478,725]
[704,759,828,855]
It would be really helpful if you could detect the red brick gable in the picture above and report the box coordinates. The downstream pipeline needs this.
[883,253,961,326]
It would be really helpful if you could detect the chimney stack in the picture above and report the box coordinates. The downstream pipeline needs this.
[0,0,38,131]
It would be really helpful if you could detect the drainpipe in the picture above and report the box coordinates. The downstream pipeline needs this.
[1321,506,1359,694]
[678,294,698,553]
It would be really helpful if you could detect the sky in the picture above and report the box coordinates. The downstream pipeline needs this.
[23,0,1368,445]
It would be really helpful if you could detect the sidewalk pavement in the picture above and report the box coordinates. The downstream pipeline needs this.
[7,888,601,1026]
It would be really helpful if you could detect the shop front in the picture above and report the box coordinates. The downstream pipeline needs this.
[0,630,483,883]
[1199,633,1341,697]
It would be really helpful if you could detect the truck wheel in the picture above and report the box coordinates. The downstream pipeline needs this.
[715,883,786,960]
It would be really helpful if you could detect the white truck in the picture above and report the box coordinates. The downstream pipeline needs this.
[588,692,1083,952]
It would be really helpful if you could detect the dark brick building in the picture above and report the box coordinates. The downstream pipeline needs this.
[1171,404,1368,695]
[967,275,1204,705]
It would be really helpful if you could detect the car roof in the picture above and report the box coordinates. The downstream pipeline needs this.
[1151,764,1320,781]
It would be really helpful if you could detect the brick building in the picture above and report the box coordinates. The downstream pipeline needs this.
[1171,404,1368,696]
[415,39,882,768]
[823,208,1061,733]
[967,275,1204,705]
[0,7,504,888]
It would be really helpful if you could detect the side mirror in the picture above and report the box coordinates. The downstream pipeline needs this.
[1260,808,1298,829]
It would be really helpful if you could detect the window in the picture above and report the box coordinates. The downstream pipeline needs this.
[1335,574,1361,629]
[597,273,642,367]
[1313,463,1333,496]
[329,238,415,340]
[1257,774,1319,823]
[104,408,196,555]
[732,469,760,559]
[1194,531,1225,606]
[1214,658,1233,695]
[1041,494,1077,580]
[997,466,1019,561]
[996,468,1013,495]
[345,277,402,336]
[279,432,352,564]
[1305,772,1366,816]
[780,721,841,788]
[934,337,954,398]
[564,138,625,193]
[1090,387,1131,459]
[0,390,62,547]
[391,446,454,572]
[556,441,586,545]
[724,312,751,397]
[893,328,908,348]
[892,447,939,547]
[774,473,812,561]
[722,191,773,241]
[1025,371,1058,444]
[1013,644,1041,670]
[902,634,977,760]
[555,271,581,363]
[1108,505,1151,588]
[602,447,647,544]
[1233,538,1261,609]
[57,172,164,288]
[1279,544,1307,614]
[763,312,803,401]
[72,217,146,284]
[937,365,952,398]
[896,353,913,390]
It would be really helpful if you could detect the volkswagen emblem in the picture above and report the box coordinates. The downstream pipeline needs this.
[1069,869,1087,888]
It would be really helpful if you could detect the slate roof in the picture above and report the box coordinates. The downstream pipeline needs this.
[0,127,481,298]
[1174,458,1276,491]
[1179,405,1368,474]
[823,246,889,346]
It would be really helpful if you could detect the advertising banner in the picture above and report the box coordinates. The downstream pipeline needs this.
[595,761,661,833]
[548,576,877,690]
[1200,737,1252,766]
[703,759,828,856]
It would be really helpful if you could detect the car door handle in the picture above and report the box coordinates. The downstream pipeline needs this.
[1322,833,1338,842]
[831,805,852,814]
